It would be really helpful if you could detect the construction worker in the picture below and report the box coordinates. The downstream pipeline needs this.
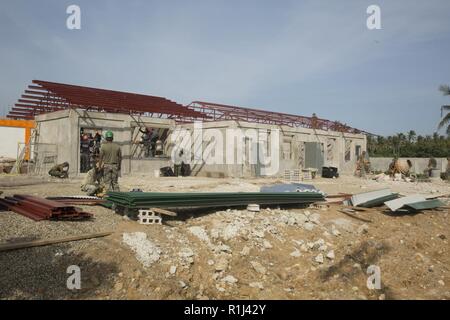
[80,134,91,172]
[425,157,437,177]
[98,131,122,192]
[355,151,370,177]
[173,149,184,177]
[139,128,153,157]
[48,162,70,179]
[389,158,412,176]
[81,163,104,196]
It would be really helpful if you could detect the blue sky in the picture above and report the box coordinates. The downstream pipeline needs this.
[1,0,449,136]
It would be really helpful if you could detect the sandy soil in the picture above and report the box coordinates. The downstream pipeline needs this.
[0,174,449,300]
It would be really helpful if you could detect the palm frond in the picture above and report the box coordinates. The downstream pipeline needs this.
[438,113,450,130]
[439,84,450,95]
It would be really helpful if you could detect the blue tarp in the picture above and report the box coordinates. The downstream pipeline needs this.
[260,183,320,193]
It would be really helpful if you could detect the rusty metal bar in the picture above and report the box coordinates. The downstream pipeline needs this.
[0,195,93,221]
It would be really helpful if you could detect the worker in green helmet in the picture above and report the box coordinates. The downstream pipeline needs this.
[98,131,122,192]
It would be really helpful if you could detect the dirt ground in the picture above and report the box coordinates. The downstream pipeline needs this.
[0,174,449,300]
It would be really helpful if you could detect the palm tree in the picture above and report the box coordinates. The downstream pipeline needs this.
[438,84,450,132]
[407,130,416,143]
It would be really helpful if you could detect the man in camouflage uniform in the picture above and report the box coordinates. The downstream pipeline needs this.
[48,162,69,178]
[139,127,153,157]
[81,164,104,196]
[98,131,122,192]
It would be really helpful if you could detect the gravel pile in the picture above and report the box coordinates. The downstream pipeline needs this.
[122,232,161,268]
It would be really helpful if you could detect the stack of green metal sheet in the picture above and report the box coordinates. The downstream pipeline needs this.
[106,191,325,209]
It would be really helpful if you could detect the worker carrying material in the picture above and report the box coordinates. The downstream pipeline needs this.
[98,131,122,192]
[81,164,105,196]
[48,162,69,179]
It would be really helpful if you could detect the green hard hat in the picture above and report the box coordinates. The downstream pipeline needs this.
[105,131,114,139]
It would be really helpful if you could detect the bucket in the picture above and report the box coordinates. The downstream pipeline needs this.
[430,169,441,178]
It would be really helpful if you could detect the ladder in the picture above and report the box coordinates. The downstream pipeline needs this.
[11,127,38,174]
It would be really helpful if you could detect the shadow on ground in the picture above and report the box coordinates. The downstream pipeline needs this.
[319,240,397,299]
[0,237,118,299]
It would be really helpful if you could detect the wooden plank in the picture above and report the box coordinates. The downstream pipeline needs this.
[150,207,177,216]
[338,209,372,223]
[0,231,112,252]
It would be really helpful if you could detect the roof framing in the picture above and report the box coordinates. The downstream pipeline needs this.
[187,101,368,134]
[6,80,206,120]
[6,80,367,134]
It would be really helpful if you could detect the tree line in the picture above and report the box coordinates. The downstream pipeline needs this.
[367,132,449,158]
[368,84,450,158]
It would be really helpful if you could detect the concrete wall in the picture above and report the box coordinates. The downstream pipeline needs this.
[370,157,448,174]
[0,126,25,158]
[34,110,367,178]
[35,109,175,176]
[174,120,367,178]
[129,158,171,176]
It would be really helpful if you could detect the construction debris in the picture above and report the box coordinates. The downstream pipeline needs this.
[384,195,427,212]
[350,188,398,207]
[0,156,16,174]
[338,208,373,223]
[122,232,161,267]
[0,194,93,221]
[384,194,444,212]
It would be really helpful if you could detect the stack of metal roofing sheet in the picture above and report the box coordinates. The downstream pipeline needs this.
[106,191,325,209]
[0,194,93,221]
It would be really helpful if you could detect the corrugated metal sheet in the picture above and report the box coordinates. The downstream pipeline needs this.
[403,199,444,211]
[385,195,427,211]
[351,189,392,207]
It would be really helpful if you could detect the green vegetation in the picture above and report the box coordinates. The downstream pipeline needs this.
[368,85,450,158]
[368,132,450,158]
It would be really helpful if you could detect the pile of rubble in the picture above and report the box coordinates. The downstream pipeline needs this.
[118,207,361,296]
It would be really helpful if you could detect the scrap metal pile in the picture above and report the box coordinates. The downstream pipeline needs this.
[0,194,93,221]
[106,191,325,210]
[347,188,445,212]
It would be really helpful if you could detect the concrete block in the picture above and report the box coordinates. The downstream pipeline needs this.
[138,209,162,225]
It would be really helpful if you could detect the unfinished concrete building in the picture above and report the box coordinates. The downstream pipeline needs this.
[5,80,368,178]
